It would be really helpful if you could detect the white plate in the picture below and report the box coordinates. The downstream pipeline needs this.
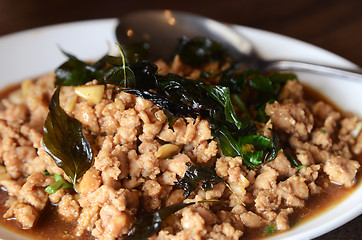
[0,19,361,240]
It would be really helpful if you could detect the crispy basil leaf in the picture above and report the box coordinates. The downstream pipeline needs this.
[106,66,136,88]
[283,151,304,169]
[123,202,195,240]
[43,87,93,185]
[120,89,199,119]
[176,36,226,67]
[176,162,225,198]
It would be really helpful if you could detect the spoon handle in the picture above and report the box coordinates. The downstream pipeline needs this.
[263,59,362,82]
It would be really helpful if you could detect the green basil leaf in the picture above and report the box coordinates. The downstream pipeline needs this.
[238,134,271,150]
[249,73,274,94]
[212,127,242,158]
[203,85,243,130]
[43,87,93,185]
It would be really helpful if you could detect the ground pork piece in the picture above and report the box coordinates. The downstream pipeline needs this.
[296,149,315,166]
[298,164,320,182]
[254,190,282,212]
[92,204,131,240]
[265,101,313,139]
[94,136,121,186]
[223,158,250,197]
[131,151,160,179]
[254,166,278,190]
[311,101,341,133]
[266,151,297,178]
[142,179,162,197]
[180,207,207,236]
[79,167,102,196]
[289,136,331,164]
[311,129,332,149]
[165,189,185,206]
[78,186,138,239]
[278,80,304,104]
[74,101,100,134]
[138,108,167,141]
[19,172,53,211]
[58,193,80,221]
[97,99,124,135]
[275,208,294,231]
[207,222,243,240]
[204,182,226,200]
[217,209,244,231]
[170,117,212,146]
[48,188,66,204]
[75,205,100,237]
[277,176,309,207]
[353,131,362,154]
[192,140,218,163]
[160,153,190,178]
[3,201,39,229]
[19,124,43,149]
[0,179,22,197]
[0,99,29,123]
[1,136,36,179]
[323,156,360,187]
[241,211,266,228]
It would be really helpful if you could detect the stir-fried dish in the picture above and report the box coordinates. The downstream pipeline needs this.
[0,36,361,240]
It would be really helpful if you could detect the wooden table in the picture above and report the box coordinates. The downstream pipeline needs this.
[0,0,361,239]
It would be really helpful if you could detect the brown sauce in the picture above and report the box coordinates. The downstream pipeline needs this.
[0,82,360,240]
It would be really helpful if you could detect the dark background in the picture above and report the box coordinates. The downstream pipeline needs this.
[0,0,361,239]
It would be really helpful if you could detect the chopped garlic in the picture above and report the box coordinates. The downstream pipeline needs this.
[156,144,180,159]
[74,85,104,104]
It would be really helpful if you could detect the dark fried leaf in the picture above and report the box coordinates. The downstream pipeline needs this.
[43,87,93,185]
[120,89,199,119]
[283,151,304,169]
[106,66,136,88]
[265,131,280,163]
[123,202,195,240]
[55,52,102,86]
[177,36,226,67]
[176,162,225,198]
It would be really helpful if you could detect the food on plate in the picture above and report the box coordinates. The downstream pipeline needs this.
[0,36,360,240]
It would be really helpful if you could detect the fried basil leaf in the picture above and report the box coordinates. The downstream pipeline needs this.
[203,85,243,129]
[123,202,195,240]
[284,151,304,169]
[55,49,136,88]
[176,162,225,198]
[43,87,93,185]
[176,36,226,67]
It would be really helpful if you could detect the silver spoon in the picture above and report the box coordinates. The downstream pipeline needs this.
[116,10,362,81]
